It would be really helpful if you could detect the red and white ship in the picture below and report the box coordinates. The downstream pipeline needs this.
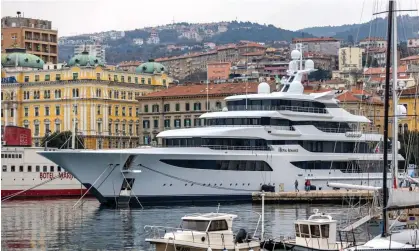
[1,125,86,198]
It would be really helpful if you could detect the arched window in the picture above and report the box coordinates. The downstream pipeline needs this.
[398,124,403,134]
[404,123,408,133]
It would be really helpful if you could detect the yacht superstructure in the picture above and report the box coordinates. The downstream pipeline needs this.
[39,48,399,206]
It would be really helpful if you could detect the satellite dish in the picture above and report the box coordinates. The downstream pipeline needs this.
[398,80,406,90]
[258,82,270,94]
[396,105,407,118]
[289,60,298,72]
[305,59,314,70]
[291,50,301,60]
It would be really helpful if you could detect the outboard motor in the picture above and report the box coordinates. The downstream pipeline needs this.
[235,229,248,243]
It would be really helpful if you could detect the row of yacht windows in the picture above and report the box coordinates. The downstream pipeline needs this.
[291,161,385,173]
[1,153,23,159]
[163,138,376,153]
[160,159,273,171]
[204,117,352,130]
[2,165,62,172]
[226,99,338,111]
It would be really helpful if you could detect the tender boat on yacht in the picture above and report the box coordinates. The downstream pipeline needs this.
[145,212,261,251]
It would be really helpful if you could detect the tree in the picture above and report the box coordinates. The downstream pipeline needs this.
[362,54,379,68]
[41,131,85,149]
[308,68,332,81]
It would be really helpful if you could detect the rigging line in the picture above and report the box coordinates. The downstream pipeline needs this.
[355,0,367,44]
[139,164,258,192]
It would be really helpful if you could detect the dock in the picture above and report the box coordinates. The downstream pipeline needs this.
[252,190,375,204]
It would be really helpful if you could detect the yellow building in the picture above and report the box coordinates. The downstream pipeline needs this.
[1,48,174,149]
[392,87,419,133]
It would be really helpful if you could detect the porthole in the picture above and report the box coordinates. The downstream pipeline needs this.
[235,183,237,186]
[191,184,194,186]
[163,184,166,186]
[230,183,232,186]
[220,184,222,186]
[242,183,245,186]
[248,183,250,186]
[170,184,172,186]
[185,184,187,186]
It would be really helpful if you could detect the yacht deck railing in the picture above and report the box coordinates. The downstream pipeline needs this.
[226,105,328,114]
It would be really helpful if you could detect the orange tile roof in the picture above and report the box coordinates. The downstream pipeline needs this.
[336,91,383,104]
[400,55,419,61]
[240,51,265,56]
[139,82,275,99]
[237,42,265,48]
[292,37,339,43]
[400,86,419,96]
[363,65,409,75]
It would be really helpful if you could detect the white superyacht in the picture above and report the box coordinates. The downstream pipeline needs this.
[39,49,395,206]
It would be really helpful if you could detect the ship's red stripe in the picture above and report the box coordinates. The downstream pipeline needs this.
[1,189,89,198]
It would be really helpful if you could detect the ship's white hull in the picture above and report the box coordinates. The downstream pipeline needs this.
[39,146,394,206]
[1,147,86,199]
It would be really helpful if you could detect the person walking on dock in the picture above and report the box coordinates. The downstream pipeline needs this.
[304,179,311,192]
[294,179,299,192]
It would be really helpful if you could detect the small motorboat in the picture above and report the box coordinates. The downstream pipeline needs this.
[145,212,261,251]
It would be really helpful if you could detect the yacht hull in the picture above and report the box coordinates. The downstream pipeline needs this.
[38,147,394,206]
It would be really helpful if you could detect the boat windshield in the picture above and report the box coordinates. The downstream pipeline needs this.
[181,220,210,231]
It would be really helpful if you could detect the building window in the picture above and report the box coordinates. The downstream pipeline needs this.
[143,120,150,129]
[36,166,40,172]
[97,105,101,115]
[44,90,50,99]
[185,103,190,111]
[121,76,125,82]
[54,89,61,99]
[115,106,119,116]
[55,105,60,115]
[163,79,167,86]
[72,88,79,98]
[73,105,78,115]
[24,107,29,117]
[174,119,181,128]
[2,165,6,172]
[141,78,145,84]
[108,90,112,99]
[115,123,119,134]
[164,104,170,112]
[73,72,78,80]
[34,124,39,136]
[96,73,101,80]
[108,106,112,115]
[164,119,171,128]
[144,105,149,113]
[136,124,140,135]
[11,165,15,172]
[128,76,132,83]
[97,122,102,133]
[96,89,101,97]
[28,166,32,172]
[152,105,159,113]
[43,166,47,172]
[55,123,60,132]
[148,78,151,85]
[135,77,138,84]
[194,118,202,127]
[34,91,40,99]
[128,107,132,117]
[108,123,112,133]
[184,119,191,128]
[128,124,133,135]
[45,75,50,81]
[153,119,159,128]
[45,123,50,134]
[35,75,40,82]
[10,108,14,118]
[114,75,118,81]
[56,74,61,81]
[136,108,140,117]
[114,90,119,99]
[34,107,39,116]
[194,102,201,111]
[24,76,29,82]
[45,106,50,116]
[176,103,180,111]
[122,107,126,116]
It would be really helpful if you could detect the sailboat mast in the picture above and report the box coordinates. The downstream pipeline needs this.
[382,0,394,237]
[392,0,399,188]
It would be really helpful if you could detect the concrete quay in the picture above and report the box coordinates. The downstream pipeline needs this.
[252,190,375,204]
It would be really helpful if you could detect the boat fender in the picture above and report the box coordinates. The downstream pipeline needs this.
[207,247,212,251]
[235,229,247,243]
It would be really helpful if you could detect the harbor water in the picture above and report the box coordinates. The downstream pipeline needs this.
[1,198,380,250]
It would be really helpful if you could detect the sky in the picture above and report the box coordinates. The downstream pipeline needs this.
[2,0,419,37]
